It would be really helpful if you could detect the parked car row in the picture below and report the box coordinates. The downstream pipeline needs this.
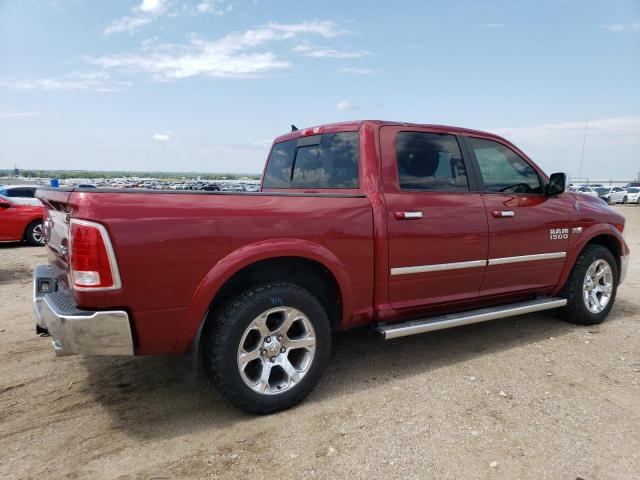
[570,184,640,204]
[1,178,261,193]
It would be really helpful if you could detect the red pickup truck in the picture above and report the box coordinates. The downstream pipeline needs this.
[33,120,629,413]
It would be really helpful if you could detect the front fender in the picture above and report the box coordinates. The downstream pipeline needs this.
[173,238,354,353]
[551,223,628,295]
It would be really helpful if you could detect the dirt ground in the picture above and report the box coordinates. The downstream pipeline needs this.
[1,206,639,480]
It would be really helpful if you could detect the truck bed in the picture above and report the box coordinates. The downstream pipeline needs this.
[37,187,375,354]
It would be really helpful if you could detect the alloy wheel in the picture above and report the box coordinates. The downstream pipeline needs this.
[582,259,613,314]
[236,306,316,395]
[32,223,44,244]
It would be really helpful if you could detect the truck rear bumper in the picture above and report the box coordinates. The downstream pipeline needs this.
[33,265,134,357]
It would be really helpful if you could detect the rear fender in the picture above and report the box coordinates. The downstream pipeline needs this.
[174,238,353,353]
[552,223,628,295]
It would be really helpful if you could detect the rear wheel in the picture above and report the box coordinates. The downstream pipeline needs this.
[201,282,331,414]
[560,244,618,325]
[25,221,44,246]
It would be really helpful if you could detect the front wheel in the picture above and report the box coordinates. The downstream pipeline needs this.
[622,196,628,204]
[560,244,618,325]
[201,282,331,414]
[25,220,45,246]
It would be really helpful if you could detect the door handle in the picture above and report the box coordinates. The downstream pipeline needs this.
[492,210,515,218]
[394,211,423,220]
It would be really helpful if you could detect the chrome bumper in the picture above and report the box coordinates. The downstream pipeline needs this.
[620,255,629,285]
[33,265,134,357]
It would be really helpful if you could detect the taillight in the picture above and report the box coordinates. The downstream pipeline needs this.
[69,219,121,290]
[301,126,323,136]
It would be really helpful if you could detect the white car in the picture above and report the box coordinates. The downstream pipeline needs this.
[625,187,640,204]
[595,186,628,204]
[574,186,599,198]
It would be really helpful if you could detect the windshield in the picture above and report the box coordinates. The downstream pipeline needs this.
[0,194,41,206]
[593,187,608,194]
[627,187,639,193]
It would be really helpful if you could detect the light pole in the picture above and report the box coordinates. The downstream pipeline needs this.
[578,117,588,183]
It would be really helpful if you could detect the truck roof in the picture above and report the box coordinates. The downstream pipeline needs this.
[273,120,504,144]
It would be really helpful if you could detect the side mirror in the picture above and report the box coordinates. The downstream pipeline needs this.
[547,172,568,196]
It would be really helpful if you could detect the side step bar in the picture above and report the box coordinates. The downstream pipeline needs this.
[377,297,567,340]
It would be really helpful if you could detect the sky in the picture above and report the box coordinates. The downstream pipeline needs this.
[0,0,639,179]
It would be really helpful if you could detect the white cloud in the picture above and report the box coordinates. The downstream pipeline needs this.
[293,43,370,58]
[336,100,361,111]
[152,132,171,141]
[92,21,347,80]
[0,112,40,119]
[140,0,165,13]
[598,22,640,32]
[338,67,372,75]
[104,16,154,34]
[0,71,131,92]
[489,117,640,179]
[104,0,167,34]
[103,0,247,34]
[196,1,234,15]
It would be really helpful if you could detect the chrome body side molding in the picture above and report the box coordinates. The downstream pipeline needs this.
[391,252,567,275]
[390,259,486,276]
[487,251,566,266]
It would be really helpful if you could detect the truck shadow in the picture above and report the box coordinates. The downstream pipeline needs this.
[0,242,30,248]
[82,309,581,439]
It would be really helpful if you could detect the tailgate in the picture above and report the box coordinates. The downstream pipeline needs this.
[36,188,73,273]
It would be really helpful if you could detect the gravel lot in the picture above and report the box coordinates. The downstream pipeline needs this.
[1,205,639,479]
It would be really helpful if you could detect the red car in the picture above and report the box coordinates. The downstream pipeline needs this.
[33,120,629,413]
[0,194,45,246]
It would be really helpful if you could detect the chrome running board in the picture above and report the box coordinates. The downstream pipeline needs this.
[377,297,567,340]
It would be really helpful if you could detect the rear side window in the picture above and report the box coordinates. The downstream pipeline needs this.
[395,132,469,191]
[6,188,36,197]
[467,137,542,194]
[263,132,359,189]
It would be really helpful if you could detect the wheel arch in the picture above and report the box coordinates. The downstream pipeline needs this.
[174,238,353,354]
[22,217,43,240]
[553,224,627,295]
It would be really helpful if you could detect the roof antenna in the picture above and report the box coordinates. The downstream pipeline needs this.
[291,124,299,132]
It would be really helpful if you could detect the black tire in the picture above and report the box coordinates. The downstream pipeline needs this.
[623,196,628,204]
[25,220,44,246]
[201,282,331,414]
[606,196,612,204]
[559,244,618,325]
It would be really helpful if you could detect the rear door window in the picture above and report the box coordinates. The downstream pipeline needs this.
[263,132,359,189]
[395,132,469,191]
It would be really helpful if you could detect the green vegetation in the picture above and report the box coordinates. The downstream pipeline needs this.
[0,169,260,180]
